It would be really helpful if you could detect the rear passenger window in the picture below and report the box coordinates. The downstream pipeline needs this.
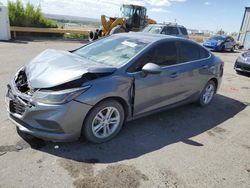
[178,41,200,63]
[162,27,179,35]
[179,27,188,35]
[199,47,210,59]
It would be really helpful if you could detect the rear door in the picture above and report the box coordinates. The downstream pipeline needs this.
[176,41,212,94]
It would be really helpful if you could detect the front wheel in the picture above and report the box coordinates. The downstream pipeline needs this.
[83,100,125,143]
[197,80,216,106]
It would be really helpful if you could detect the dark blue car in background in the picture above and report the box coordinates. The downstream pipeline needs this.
[203,35,236,52]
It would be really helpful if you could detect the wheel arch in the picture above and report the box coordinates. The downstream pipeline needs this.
[209,77,218,92]
[82,96,131,130]
[100,96,131,119]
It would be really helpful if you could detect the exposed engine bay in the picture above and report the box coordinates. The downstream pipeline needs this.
[15,69,33,95]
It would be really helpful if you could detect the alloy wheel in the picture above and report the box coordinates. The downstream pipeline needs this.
[91,107,121,139]
[202,83,215,104]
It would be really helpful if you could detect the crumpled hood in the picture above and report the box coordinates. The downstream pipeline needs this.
[25,49,116,88]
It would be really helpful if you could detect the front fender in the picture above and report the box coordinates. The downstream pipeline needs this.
[75,75,134,114]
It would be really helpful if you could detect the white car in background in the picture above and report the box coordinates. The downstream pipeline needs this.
[142,23,189,39]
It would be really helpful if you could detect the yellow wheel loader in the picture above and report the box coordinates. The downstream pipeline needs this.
[89,4,156,40]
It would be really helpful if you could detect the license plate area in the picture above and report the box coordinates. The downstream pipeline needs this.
[6,86,26,116]
[9,99,26,115]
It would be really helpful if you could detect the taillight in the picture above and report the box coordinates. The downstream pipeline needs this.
[220,61,224,69]
[220,61,224,76]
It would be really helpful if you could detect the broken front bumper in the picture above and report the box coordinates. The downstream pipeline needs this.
[6,81,92,142]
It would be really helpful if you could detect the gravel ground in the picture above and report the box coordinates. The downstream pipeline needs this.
[0,40,249,188]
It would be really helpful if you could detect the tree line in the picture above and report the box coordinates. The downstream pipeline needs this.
[7,0,57,28]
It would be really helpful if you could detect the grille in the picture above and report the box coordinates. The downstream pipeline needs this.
[9,100,25,115]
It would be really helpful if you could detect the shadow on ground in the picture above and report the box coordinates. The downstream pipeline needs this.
[18,94,246,163]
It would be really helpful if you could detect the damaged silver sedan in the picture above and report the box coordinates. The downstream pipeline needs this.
[6,32,223,143]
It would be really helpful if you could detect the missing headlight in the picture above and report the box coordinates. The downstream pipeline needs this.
[15,69,30,93]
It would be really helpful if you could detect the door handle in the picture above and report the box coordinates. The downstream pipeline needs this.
[170,72,178,78]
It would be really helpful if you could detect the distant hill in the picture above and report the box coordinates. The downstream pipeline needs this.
[44,13,100,23]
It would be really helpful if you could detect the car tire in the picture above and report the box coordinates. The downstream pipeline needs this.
[231,46,235,52]
[83,99,125,143]
[197,80,216,107]
[89,30,99,41]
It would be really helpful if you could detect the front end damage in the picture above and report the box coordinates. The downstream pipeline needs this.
[6,49,134,141]
[5,68,111,141]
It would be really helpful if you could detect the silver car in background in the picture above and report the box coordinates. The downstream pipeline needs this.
[142,23,189,39]
[6,32,223,143]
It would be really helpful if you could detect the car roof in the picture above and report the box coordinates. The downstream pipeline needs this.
[115,32,179,43]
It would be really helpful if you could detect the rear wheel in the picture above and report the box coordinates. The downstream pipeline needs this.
[197,80,216,106]
[83,100,125,143]
[110,25,126,35]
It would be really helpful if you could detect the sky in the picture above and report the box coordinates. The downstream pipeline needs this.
[1,0,250,32]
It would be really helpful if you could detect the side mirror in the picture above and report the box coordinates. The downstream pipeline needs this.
[141,63,162,76]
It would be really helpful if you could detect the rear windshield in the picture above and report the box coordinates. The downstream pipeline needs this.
[142,26,163,34]
[74,36,149,67]
[162,27,179,35]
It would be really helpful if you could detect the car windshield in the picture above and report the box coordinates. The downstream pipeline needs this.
[74,36,149,67]
[210,36,225,41]
[143,26,163,34]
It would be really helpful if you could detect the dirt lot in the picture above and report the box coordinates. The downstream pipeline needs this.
[0,40,249,188]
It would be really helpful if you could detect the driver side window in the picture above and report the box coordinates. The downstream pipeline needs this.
[128,41,178,72]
